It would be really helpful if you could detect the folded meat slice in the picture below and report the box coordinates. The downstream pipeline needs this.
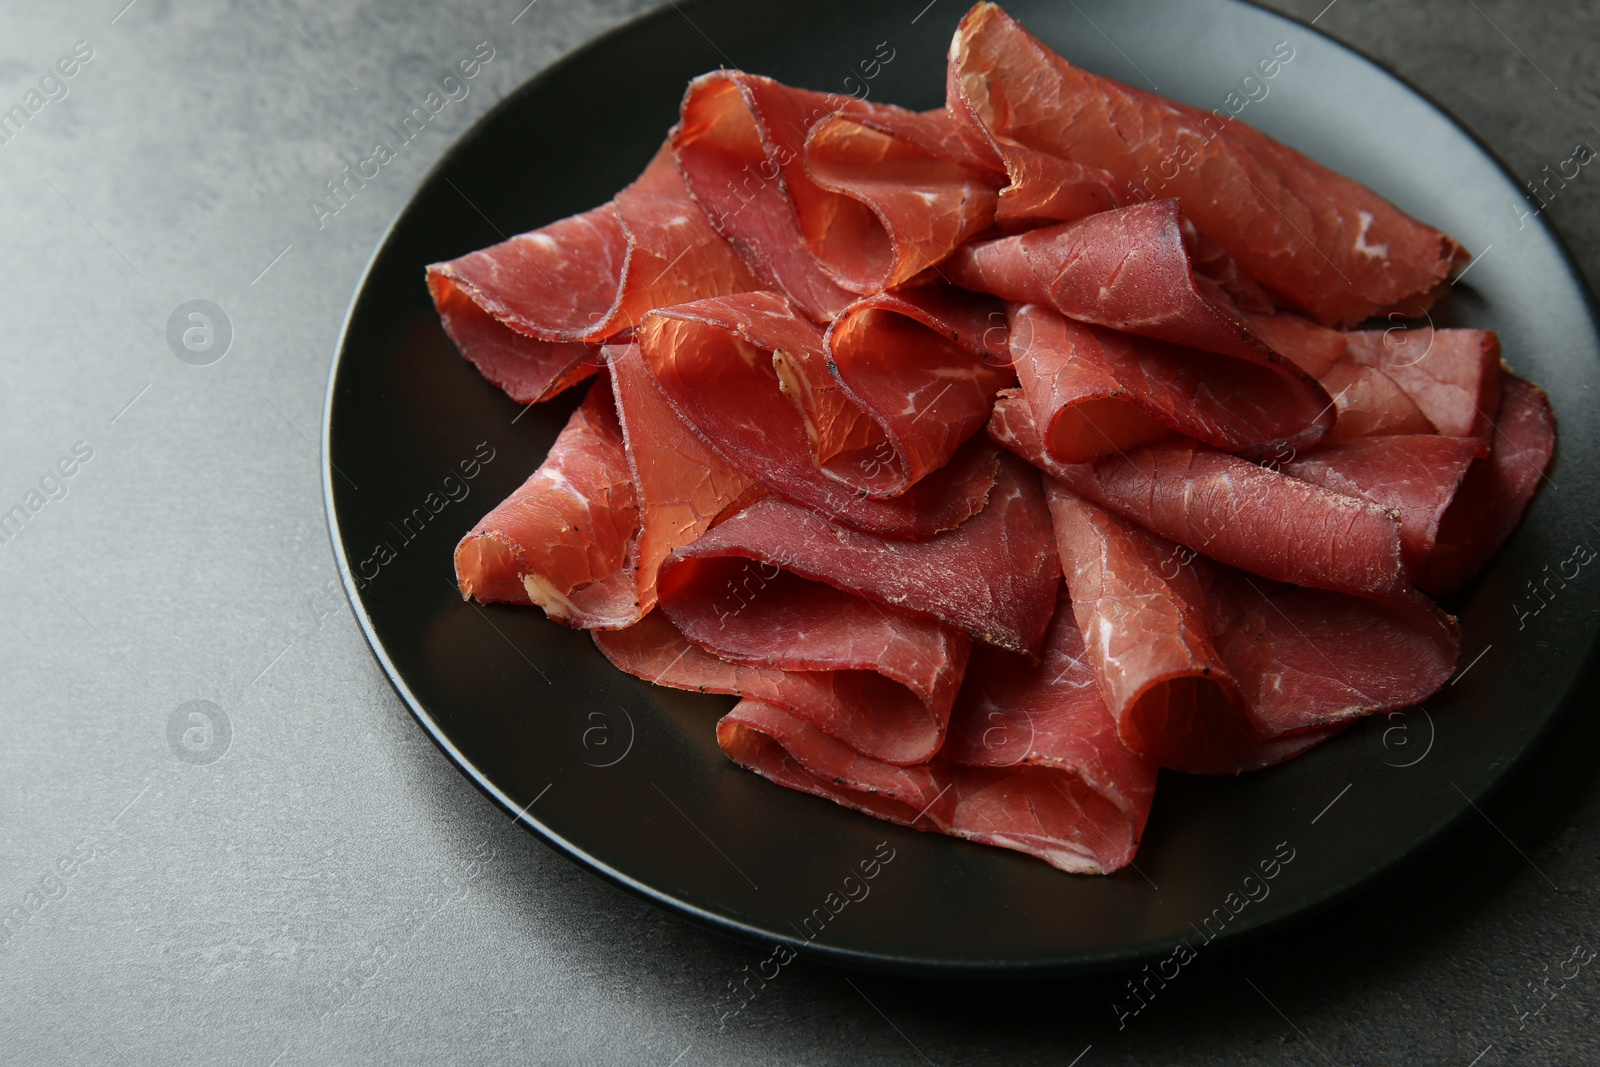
[821,286,1015,496]
[1047,485,1455,772]
[1345,328,1505,445]
[454,378,640,626]
[947,2,1466,327]
[427,140,759,400]
[717,602,1158,874]
[990,394,1412,602]
[948,200,1333,455]
[637,292,1000,537]
[607,344,758,616]
[664,451,1059,657]
[595,607,965,766]
[1009,303,1333,461]
[1279,435,1480,575]
[429,277,599,404]
[803,107,1001,293]
[1318,361,1437,442]
[1425,377,1556,595]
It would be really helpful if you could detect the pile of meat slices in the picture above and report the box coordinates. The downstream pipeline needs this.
[427,3,1554,875]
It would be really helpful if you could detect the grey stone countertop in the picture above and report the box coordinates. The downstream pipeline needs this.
[0,0,1595,1063]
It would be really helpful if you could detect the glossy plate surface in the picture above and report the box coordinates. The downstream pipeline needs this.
[324,0,1600,975]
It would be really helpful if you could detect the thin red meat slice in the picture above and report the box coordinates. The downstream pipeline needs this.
[454,379,640,626]
[1318,361,1437,442]
[1279,435,1480,574]
[606,344,758,616]
[637,292,999,537]
[821,286,1015,495]
[717,603,1158,873]
[674,73,884,319]
[1241,310,1348,378]
[989,394,1412,603]
[1047,484,1453,772]
[1009,303,1335,461]
[429,275,600,404]
[427,140,759,398]
[594,609,963,765]
[947,200,1333,454]
[947,3,1466,327]
[665,451,1059,657]
[659,562,970,764]
[1426,377,1556,595]
[803,108,1001,293]
[1345,328,1505,445]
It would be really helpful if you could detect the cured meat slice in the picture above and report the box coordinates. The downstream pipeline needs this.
[454,379,640,626]
[606,344,758,616]
[427,140,759,398]
[947,200,1333,454]
[989,394,1412,602]
[675,73,897,319]
[664,452,1060,657]
[594,609,962,765]
[1009,303,1334,461]
[429,276,599,404]
[1241,310,1348,378]
[660,562,970,764]
[1047,484,1453,772]
[1426,377,1556,595]
[822,286,1015,496]
[637,292,1000,537]
[717,604,1158,873]
[946,3,1466,327]
[1279,435,1480,574]
[1345,328,1504,444]
[1318,361,1437,442]
[804,108,1001,293]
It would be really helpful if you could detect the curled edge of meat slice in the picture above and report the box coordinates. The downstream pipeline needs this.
[717,601,1157,873]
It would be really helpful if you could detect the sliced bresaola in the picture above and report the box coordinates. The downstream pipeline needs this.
[662,451,1059,657]
[1279,435,1480,574]
[606,344,758,617]
[1047,484,1455,772]
[989,393,1412,603]
[1425,377,1555,595]
[454,378,640,626]
[1344,328,1505,445]
[803,107,1001,293]
[593,607,966,766]
[1317,361,1437,442]
[675,72,861,319]
[1008,302,1337,461]
[947,200,1333,455]
[429,275,600,404]
[821,285,1015,496]
[637,292,1000,537]
[427,140,759,400]
[946,2,1466,327]
[717,603,1157,874]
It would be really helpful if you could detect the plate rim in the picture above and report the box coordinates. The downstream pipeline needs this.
[320,0,1600,978]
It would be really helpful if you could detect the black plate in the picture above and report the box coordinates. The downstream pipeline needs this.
[323,0,1600,976]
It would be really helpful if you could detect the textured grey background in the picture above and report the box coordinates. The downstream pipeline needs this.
[0,0,1596,1064]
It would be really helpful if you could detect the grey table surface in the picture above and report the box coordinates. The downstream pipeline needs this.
[1,0,1596,1063]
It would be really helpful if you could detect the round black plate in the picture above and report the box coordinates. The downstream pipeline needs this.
[323,0,1600,976]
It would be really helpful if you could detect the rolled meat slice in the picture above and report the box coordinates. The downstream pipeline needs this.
[637,292,1000,537]
[946,2,1466,327]
[717,600,1158,874]
[427,140,760,401]
[1047,485,1455,772]
[821,285,1015,496]
[454,377,640,626]
[595,606,967,766]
